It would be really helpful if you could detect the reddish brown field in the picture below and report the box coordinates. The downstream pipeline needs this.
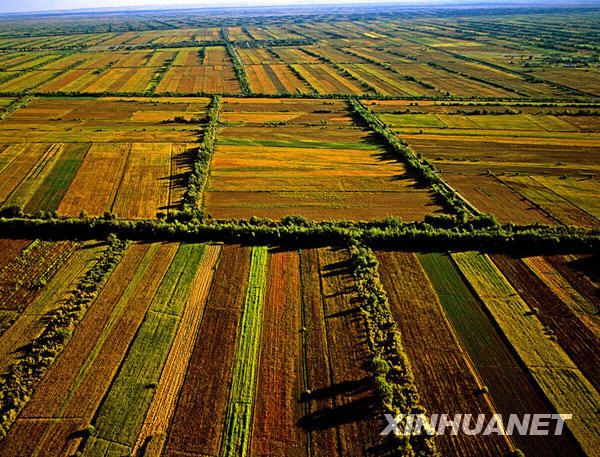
[163,245,251,456]
[443,174,555,224]
[299,249,340,457]
[251,249,306,456]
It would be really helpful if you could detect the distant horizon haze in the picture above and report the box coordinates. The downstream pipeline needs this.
[0,0,594,14]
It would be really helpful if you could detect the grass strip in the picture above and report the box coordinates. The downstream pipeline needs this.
[81,243,206,456]
[220,246,268,457]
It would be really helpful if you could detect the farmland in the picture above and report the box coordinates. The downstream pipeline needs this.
[0,4,598,457]
[204,97,445,220]
[0,243,391,457]
[0,97,209,218]
[368,100,600,226]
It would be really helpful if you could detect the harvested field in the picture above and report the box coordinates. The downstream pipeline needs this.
[205,99,445,221]
[376,251,513,456]
[453,252,600,457]
[0,98,208,218]
[491,254,600,392]
[246,64,310,94]
[369,100,600,226]
[418,252,581,457]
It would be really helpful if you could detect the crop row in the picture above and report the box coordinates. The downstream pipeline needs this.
[0,235,128,438]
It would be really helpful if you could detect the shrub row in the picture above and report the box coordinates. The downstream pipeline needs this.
[0,96,33,120]
[0,214,597,254]
[181,95,222,218]
[226,44,251,95]
[0,235,129,438]
[348,97,479,220]
[349,243,438,456]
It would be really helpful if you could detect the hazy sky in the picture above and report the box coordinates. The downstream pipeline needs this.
[0,0,403,14]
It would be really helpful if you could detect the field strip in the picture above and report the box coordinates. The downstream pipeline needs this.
[0,144,28,176]
[164,245,251,456]
[531,176,600,224]
[11,244,180,457]
[81,243,207,456]
[25,142,91,213]
[376,251,514,456]
[251,249,307,456]
[317,247,381,455]
[522,256,600,337]
[132,243,222,456]
[220,246,268,457]
[452,252,600,457]
[418,252,581,457]
[0,242,98,375]
[299,248,340,456]
[491,254,600,393]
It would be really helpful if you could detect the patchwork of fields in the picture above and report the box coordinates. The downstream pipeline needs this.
[0,97,209,218]
[369,100,600,226]
[204,98,445,220]
[0,6,598,457]
[377,250,600,457]
[0,241,388,457]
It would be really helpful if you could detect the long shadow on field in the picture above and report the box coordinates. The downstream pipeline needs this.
[568,254,600,285]
[303,377,373,402]
[320,258,353,277]
[372,148,432,190]
[299,395,378,431]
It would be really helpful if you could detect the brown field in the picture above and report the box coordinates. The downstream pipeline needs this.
[205,98,444,221]
[0,240,98,375]
[368,100,600,226]
[0,98,208,218]
[111,143,172,219]
[491,254,600,392]
[377,251,514,456]
[0,243,178,457]
[157,46,241,94]
[442,174,555,224]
